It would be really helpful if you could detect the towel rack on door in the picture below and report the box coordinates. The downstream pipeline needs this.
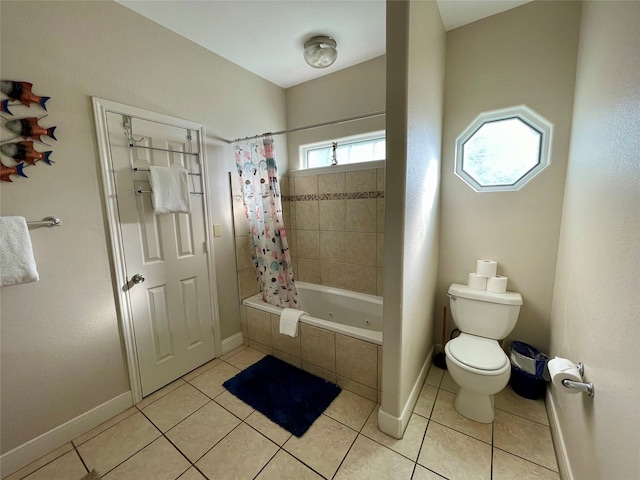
[132,167,201,176]
[124,115,199,156]
[134,189,204,196]
[132,167,204,196]
[27,216,61,227]
[125,116,202,195]
[129,144,199,156]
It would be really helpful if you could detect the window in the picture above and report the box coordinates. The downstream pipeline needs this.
[455,106,553,192]
[301,131,385,169]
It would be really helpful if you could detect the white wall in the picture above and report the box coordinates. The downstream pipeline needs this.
[0,0,286,456]
[380,0,445,437]
[438,1,582,353]
[548,2,640,478]
[285,56,386,173]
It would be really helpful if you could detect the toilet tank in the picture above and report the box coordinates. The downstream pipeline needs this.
[448,283,523,340]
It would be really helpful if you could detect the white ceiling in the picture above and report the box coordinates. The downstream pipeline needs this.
[117,0,532,89]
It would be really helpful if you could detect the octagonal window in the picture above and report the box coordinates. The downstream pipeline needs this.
[455,106,553,192]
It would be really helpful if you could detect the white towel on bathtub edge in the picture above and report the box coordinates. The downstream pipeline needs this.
[0,216,39,287]
[149,164,191,215]
[280,308,306,337]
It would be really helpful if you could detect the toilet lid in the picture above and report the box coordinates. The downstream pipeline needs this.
[446,334,508,371]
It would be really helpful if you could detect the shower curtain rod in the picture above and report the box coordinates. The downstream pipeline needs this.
[230,110,385,144]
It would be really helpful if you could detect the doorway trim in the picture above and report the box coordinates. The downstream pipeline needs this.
[92,97,222,404]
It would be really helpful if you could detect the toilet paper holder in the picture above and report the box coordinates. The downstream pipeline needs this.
[561,362,595,397]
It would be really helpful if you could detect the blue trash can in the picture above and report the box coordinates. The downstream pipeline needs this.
[509,341,549,400]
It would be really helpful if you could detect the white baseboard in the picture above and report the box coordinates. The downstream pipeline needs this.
[222,332,244,354]
[546,388,573,480]
[0,391,133,477]
[378,346,433,438]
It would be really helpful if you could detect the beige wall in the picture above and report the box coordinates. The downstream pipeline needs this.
[381,0,445,435]
[549,2,640,478]
[0,0,287,454]
[285,57,386,172]
[438,1,582,353]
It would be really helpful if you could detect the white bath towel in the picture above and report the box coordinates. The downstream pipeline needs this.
[0,216,39,287]
[280,308,306,337]
[149,164,191,215]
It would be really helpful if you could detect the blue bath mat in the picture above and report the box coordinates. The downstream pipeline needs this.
[223,355,341,437]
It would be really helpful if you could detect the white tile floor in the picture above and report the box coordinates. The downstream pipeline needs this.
[3,346,560,480]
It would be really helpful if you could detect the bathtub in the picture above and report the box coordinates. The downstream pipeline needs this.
[242,282,383,401]
[243,282,382,345]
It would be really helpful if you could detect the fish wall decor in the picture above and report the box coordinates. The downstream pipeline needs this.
[1,99,12,115]
[0,141,53,165]
[0,80,57,183]
[0,161,27,182]
[5,117,56,142]
[0,81,50,110]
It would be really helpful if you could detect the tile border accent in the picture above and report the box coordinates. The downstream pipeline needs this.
[283,191,384,202]
[0,391,133,477]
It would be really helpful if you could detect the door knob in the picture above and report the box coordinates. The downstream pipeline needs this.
[131,273,145,284]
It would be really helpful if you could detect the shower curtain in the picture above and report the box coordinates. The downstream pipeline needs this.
[234,136,298,308]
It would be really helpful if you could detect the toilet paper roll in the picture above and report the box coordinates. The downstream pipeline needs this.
[548,357,582,393]
[487,275,508,293]
[476,260,498,277]
[468,273,487,290]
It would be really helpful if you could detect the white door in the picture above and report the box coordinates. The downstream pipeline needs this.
[105,112,216,397]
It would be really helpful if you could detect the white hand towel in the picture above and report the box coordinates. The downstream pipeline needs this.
[0,216,39,287]
[149,164,191,215]
[280,308,307,337]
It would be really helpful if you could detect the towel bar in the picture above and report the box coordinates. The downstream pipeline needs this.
[27,216,61,227]
[129,145,199,156]
[132,167,201,176]
[135,189,203,196]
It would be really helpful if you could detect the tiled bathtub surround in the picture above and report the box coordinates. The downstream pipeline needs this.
[242,305,382,402]
[286,167,385,295]
[231,166,385,300]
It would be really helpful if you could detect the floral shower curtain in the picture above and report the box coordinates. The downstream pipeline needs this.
[234,136,298,308]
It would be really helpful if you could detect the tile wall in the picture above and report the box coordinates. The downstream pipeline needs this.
[230,172,262,301]
[231,167,385,300]
[241,305,383,402]
[285,168,385,296]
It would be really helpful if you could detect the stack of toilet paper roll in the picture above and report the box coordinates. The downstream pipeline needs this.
[468,259,509,293]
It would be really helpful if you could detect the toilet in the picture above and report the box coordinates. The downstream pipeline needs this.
[445,283,523,423]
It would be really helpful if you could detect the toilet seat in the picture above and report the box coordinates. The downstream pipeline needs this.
[445,333,509,374]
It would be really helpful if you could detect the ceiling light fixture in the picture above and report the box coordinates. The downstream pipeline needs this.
[303,36,338,68]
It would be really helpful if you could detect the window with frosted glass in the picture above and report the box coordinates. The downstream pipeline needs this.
[455,106,553,192]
